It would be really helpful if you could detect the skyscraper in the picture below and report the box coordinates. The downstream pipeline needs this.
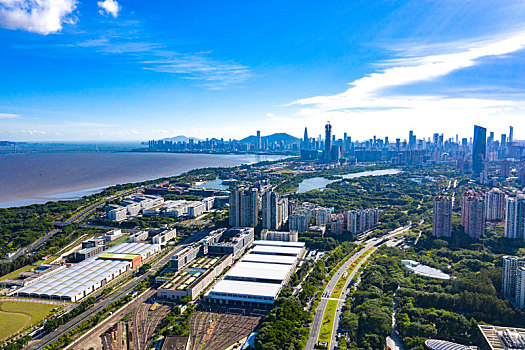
[324,122,332,163]
[433,196,453,238]
[472,125,487,176]
[485,188,507,221]
[502,255,525,305]
[303,127,309,150]
[461,189,486,239]
[261,190,289,230]
[505,194,525,239]
[229,187,259,227]
[256,130,261,150]
[510,126,514,143]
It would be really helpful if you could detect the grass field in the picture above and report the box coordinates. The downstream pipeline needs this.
[317,299,338,347]
[0,311,29,340]
[0,265,36,282]
[0,300,59,340]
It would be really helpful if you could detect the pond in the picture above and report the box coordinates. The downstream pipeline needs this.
[296,168,403,193]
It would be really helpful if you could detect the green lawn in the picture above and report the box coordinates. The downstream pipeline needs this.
[0,265,36,282]
[0,300,58,326]
[107,234,130,247]
[0,311,29,340]
[317,299,338,347]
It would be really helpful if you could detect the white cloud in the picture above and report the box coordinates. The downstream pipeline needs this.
[0,0,77,35]
[0,113,20,118]
[285,30,525,139]
[266,113,276,118]
[98,0,119,18]
[143,53,252,89]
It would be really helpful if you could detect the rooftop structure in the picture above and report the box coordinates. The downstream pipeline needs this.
[401,260,450,280]
[205,240,305,306]
[424,339,476,350]
[17,243,159,302]
[478,325,525,350]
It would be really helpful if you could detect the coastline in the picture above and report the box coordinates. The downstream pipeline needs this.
[0,152,289,208]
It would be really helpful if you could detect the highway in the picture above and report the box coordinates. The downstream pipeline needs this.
[305,225,411,350]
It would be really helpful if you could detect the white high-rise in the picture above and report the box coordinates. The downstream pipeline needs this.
[433,196,453,238]
[229,187,260,227]
[505,194,525,239]
[485,188,507,221]
[261,190,289,230]
[502,256,525,309]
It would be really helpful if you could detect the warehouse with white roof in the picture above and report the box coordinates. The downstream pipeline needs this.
[17,242,159,302]
[205,240,306,306]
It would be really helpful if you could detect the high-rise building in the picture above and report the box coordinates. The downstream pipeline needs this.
[485,188,507,221]
[501,159,511,178]
[345,208,379,234]
[289,203,315,233]
[315,207,332,226]
[472,125,487,176]
[461,189,486,239]
[303,127,309,150]
[229,187,259,227]
[510,126,514,143]
[502,255,525,308]
[324,122,332,163]
[261,190,289,230]
[517,267,525,309]
[256,131,261,150]
[505,194,525,239]
[433,196,453,238]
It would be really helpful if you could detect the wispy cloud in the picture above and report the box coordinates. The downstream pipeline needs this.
[73,33,252,89]
[0,113,21,119]
[0,0,77,35]
[143,53,252,89]
[292,29,525,111]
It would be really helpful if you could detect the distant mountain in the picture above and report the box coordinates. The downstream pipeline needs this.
[0,141,17,146]
[240,133,300,144]
[161,135,203,143]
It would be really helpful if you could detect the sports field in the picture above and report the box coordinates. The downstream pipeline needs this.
[0,300,59,340]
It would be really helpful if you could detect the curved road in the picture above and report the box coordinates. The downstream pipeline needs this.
[305,225,410,350]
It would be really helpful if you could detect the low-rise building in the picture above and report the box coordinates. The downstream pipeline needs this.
[478,325,525,350]
[260,230,298,242]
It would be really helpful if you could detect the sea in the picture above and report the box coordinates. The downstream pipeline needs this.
[0,149,287,208]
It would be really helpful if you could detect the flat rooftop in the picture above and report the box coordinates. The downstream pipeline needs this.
[98,253,140,260]
[241,253,296,265]
[251,245,303,257]
[253,240,305,248]
[210,280,282,298]
[225,261,292,282]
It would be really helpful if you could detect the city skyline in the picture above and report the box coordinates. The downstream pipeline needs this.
[0,1,524,141]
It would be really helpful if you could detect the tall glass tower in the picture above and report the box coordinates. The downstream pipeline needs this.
[472,125,487,176]
[324,122,332,162]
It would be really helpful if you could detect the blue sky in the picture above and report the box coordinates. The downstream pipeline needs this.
[0,0,524,141]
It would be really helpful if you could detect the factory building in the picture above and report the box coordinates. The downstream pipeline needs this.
[204,240,305,306]
[17,243,159,302]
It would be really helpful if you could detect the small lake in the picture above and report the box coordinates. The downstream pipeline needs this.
[200,177,230,190]
[296,169,403,193]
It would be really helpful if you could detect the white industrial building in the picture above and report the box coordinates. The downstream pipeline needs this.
[106,194,164,221]
[205,240,305,306]
[17,243,159,302]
